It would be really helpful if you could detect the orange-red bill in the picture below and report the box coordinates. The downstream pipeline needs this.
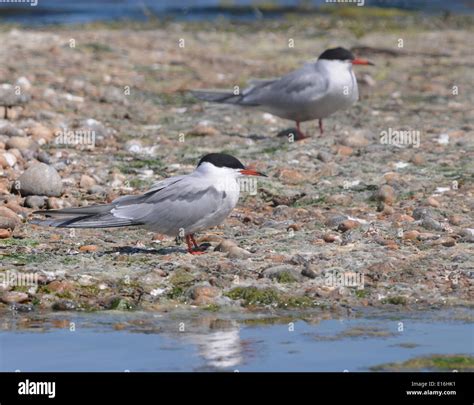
[352,58,374,66]
[239,169,267,177]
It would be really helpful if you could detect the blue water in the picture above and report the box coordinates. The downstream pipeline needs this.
[1,310,472,371]
[0,0,472,26]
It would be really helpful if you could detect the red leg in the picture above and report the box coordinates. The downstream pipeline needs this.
[295,121,309,139]
[319,119,324,135]
[186,234,205,255]
[190,235,199,249]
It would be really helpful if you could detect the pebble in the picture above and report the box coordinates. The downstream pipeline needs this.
[215,240,251,258]
[301,264,318,279]
[325,215,348,228]
[338,220,360,232]
[0,228,12,238]
[380,203,394,215]
[426,197,440,207]
[1,151,17,167]
[47,197,66,209]
[188,123,218,137]
[47,280,74,293]
[417,232,438,241]
[323,233,339,243]
[88,185,106,195]
[17,162,63,197]
[341,132,370,148]
[187,284,219,305]
[361,73,376,86]
[277,168,307,185]
[6,136,38,152]
[0,206,20,229]
[412,207,434,220]
[376,185,396,205]
[410,153,425,165]
[36,150,51,164]
[262,265,302,282]
[1,291,28,304]
[0,123,24,137]
[327,194,352,206]
[24,195,47,209]
[421,217,443,231]
[125,139,143,154]
[336,145,353,156]
[4,200,27,215]
[0,179,10,194]
[52,300,77,311]
[458,229,474,243]
[448,215,462,225]
[316,151,332,163]
[100,87,128,105]
[79,245,98,253]
[29,124,54,144]
[403,230,420,240]
[80,174,96,189]
[383,172,400,184]
[437,237,456,247]
[78,275,96,286]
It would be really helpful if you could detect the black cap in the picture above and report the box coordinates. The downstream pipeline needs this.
[197,153,245,170]
[318,47,354,61]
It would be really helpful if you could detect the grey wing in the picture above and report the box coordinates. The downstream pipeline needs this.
[241,62,329,106]
[112,175,187,206]
[111,176,226,236]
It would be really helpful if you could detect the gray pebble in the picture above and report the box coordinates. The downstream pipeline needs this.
[413,207,434,220]
[421,217,444,231]
[52,300,77,311]
[17,162,63,197]
[24,195,48,209]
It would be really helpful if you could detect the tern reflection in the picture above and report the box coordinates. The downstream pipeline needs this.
[183,318,244,370]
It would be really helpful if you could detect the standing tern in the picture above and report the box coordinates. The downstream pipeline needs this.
[32,153,266,255]
[192,47,373,139]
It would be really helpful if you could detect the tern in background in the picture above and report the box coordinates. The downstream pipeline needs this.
[192,47,374,139]
[32,153,266,255]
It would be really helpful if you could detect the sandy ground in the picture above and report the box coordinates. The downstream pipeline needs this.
[0,10,473,314]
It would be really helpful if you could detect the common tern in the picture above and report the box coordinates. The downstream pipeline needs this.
[192,47,373,138]
[32,153,266,255]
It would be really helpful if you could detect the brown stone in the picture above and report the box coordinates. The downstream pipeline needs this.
[336,145,353,156]
[189,285,219,305]
[79,245,98,252]
[403,230,420,240]
[79,174,96,189]
[376,185,396,205]
[338,220,360,232]
[1,291,28,304]
[277,168,307,185]
[410,153,425,166]
[0,228,12,238]
[323,233,338,243]
[426,197,440,207]
[47,280,74,293]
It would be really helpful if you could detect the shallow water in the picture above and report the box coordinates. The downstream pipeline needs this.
[0,0,472,26]
[1,308,472,371]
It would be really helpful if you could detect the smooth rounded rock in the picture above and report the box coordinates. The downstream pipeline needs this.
[17,162,63,197]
